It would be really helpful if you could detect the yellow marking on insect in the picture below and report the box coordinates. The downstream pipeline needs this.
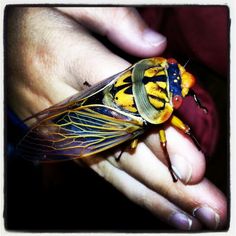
[145,82,168,101]
[148,96,164,109]
[152,103,173,124]
[114,87,137,113]
[157,70,166,76]
[143,67,157,77]
[144,67,166,78]
[114,70,132,87]
[157,81,167,89]
[182,87,189,97]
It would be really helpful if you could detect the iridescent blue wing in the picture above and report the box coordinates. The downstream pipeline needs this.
[18,105,144,161]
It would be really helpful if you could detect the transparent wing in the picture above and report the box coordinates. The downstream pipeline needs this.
[18,105,144,161]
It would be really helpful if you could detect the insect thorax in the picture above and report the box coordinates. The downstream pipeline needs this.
[103,66,171,117]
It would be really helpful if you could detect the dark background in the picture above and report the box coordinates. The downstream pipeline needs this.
[5,6,229,232]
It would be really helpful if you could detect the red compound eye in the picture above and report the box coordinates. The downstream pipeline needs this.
[167,58,177,64]
[172,95,183,109]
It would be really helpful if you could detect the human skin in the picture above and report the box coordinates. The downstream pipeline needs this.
[6,7,227,230]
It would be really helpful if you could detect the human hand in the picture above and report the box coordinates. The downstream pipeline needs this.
[6,7,227,230]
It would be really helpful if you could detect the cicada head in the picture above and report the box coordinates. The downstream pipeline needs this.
[167,58,196,110]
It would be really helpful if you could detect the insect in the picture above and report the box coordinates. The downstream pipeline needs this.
[18,57,207,182]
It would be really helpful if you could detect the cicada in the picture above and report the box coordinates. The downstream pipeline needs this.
[18,57,207,182]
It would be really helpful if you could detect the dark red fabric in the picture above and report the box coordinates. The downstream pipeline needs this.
[178,84,219,156]
[140,6,229,77]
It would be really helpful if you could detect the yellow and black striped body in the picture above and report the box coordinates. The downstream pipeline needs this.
[110,65,170,114]
[102,57,183,125]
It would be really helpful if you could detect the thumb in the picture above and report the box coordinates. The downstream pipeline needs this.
[56,7,167,57]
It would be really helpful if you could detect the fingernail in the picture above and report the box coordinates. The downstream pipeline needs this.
[193,206,221,229]
[169,212,192,230]
[171,154,192,184]
[142,28,166,47]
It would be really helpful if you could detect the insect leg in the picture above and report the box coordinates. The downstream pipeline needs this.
[170,115,201,150]
[188,89,208,113]
[115,148,125,162]
[130,138,139,149]
[159,129,178,182]
[115,139,139,161]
